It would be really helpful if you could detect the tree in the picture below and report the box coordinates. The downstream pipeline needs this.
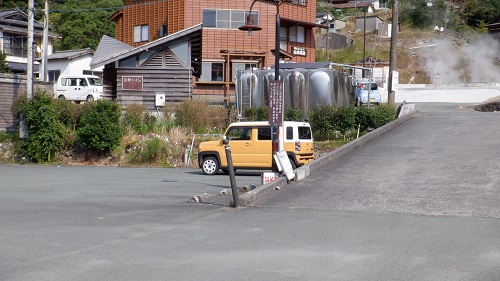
[462,0,500,29]
[50,0,122,51]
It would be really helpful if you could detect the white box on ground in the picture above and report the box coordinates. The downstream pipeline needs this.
[398,103,415,118]
[262,172,280,185]
[275,151,295,181]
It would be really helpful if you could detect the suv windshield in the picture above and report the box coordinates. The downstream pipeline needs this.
[88,78,103,86]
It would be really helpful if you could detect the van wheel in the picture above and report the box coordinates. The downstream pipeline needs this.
[289,157,297,169]
[202,157,219,175]
[86,95,94,102]
[58,95,65,100]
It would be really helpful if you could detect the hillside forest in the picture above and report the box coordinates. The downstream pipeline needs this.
[0,0,497,52]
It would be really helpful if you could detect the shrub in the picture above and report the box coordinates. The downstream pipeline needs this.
[243,106,268,121]
[124,126,191,167]
[18,91,65,162]
[309,105,338,141]
[53,99,81,130]
[122,104,148,134]
[284,107,304,121]
[126,133,168,166]
[372,104,397,128]
[355,105,397,132]
[335,106,356,139]
[173,100,227,133]
[77,100,124,153]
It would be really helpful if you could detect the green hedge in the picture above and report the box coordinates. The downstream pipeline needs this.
[77,100,124,153]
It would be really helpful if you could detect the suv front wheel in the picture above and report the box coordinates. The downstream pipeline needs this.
[202,157,219,175]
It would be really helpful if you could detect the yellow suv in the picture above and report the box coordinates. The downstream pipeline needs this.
[198,121,314,175]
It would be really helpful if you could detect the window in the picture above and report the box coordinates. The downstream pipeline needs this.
[289,26,305,43]
[226,127,253,141]
[231,60,258,82]
[88,77,103,86]
[291,0,307,5]
[134,25,149,42]
[203,9,256,29]
[159,25,168,37]
[201,61,225,82]
[258,127,272,140]
[298,126,312,140]
[286,127,294,140]
[47,70,60,82]
[2,33,28,57]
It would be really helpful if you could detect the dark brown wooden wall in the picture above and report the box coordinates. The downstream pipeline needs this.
[0,74,54,132]
[115,68,192,110]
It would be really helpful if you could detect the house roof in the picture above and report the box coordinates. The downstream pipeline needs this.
[0,8,58,37]
[329,1,372,9]
[90,35,135,67]
[281,17,328,28]
[91,23,203,68]
[46,48,94,60]
[271,62,332,69]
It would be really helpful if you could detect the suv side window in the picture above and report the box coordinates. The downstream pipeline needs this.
[226,126,252,141]
[298,126,311,140]
[257,127,271,140]
[286,126,293,140]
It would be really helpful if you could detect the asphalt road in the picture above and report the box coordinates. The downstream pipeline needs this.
[1,88,500,280]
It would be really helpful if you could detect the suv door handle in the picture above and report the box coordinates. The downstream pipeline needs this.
[244,143,251,147]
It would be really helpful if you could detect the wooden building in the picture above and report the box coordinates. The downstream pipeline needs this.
[104,0,325,105]
[91,24,202,110]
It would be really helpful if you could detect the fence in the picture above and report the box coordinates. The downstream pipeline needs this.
[0,73,54,132]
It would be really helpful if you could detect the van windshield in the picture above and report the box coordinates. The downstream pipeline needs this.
[88,78,103,86]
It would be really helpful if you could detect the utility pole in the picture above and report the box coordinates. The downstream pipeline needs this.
[325,7,329,61]
[27,0,34,99]
[41,0,49,82]
[387,0,398,105]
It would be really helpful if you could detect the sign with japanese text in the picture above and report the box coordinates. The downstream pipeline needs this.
[122,76,143,91]
[292,46,307,56]
[268,80,284,126]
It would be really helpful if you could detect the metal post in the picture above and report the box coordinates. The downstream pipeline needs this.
[363,6,366,75]
[275,11,280,81]
[41,0,49,82]
[223,139,239,208]
[388,0,398,105]
[274,2,283,154]
[27,0,34,99]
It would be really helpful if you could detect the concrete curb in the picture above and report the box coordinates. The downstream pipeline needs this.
[238,108,421,206]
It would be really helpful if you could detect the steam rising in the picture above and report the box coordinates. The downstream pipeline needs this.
[421,35,500,83]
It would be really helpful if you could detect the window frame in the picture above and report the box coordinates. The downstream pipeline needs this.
[133,24,149,43]
[200,59,226,82]
[202,9,258,30]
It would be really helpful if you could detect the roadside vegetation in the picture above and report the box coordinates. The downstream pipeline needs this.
[0,91,396,167]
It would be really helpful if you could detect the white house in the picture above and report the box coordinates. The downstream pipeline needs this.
[42,48,103,82]
[0,8,58,73]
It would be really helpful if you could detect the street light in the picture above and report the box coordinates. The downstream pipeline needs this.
[239,0,293,176]
[239,0,291,82]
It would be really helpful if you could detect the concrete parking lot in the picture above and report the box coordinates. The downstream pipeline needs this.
[1,86,500,281]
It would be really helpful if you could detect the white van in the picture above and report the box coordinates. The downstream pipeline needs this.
[55,75,103,102]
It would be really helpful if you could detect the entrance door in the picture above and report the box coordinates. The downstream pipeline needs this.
[225,126,254,167]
